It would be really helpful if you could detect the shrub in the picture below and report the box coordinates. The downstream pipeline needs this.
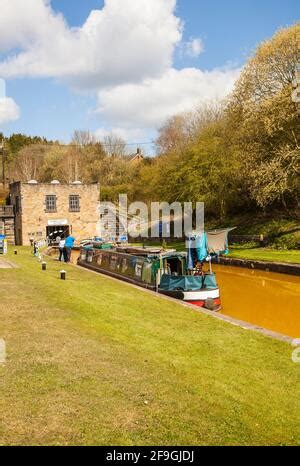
[271,233,300,250]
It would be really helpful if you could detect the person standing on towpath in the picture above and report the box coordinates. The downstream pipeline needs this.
[63,235,75,263]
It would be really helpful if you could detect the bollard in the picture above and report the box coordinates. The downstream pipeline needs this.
[60,270,66,280]
[42,261,47,271]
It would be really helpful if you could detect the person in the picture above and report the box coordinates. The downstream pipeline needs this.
[194,261,204,276]
[63,235,75,263]
[58,238,65,261]
[33,241,39,257]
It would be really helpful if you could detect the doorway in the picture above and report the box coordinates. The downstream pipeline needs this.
[46,225,70,245]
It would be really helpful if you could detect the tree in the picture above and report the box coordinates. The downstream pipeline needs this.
[227,24,300,212]
[72,130,95,147]
[230,24,299,105]
[103,133,127,158]
[12,144,48,181]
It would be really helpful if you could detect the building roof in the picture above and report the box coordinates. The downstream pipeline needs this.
[129,148,144,163]
[10,181,99,187]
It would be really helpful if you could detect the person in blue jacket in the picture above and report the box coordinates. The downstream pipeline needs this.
[63,235,75,263]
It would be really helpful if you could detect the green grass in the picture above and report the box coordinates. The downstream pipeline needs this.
[228,246,300,264]
[134,241,300,264]
[0,247,299,446]
[206,213,299,236]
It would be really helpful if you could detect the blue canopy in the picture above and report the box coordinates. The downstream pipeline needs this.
[187,232,207,269]
[159,273,217,291]
[186,228,234,269]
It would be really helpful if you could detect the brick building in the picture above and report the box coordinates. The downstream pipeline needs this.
[10,181,100,246]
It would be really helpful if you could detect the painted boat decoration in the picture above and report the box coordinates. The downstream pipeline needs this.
[77,229,233,312]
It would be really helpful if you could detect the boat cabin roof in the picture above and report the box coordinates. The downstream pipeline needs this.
[84,243,187,260]
[115,246,186,259]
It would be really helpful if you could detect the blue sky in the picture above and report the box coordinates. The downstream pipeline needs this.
[0,0,298,151]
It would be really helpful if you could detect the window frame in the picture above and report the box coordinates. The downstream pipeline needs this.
[69,194,80,213]
[45,195,57,213]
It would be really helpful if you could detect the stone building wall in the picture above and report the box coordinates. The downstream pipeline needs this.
[10,182,100,245]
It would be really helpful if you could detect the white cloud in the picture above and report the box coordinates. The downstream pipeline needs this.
[95,67,240,130]
[0,78,20,126]
[0,97,20,125]
[0,78,6,99]
[0,0,182,88]
[0,0,240,139]
[184,38,204,58]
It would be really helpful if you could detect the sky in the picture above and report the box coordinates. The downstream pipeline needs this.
[0,0,298,153]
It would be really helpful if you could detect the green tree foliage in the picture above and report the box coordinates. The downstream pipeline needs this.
[5,133,142,203]
[227,24,300,211]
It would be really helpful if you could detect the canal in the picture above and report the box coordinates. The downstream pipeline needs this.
[214,264,300,338]
[64,248,300,339]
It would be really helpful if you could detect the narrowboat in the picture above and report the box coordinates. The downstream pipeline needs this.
[77,230,232,311]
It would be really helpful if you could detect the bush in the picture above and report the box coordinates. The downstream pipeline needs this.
[271,233,300,250]
[229,241,258,249]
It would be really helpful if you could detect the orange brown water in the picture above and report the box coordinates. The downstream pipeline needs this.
[214,264,300,338]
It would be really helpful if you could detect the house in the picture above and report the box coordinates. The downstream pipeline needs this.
[10,180,100,245]
[129,148,144,163]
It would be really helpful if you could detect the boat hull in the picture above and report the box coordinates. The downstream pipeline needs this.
[158,288,221,311]
[78,258,221,311]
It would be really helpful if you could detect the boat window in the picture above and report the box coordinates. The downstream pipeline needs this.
[165,257,183,276]
[110,255,117,270]
[102,252,110,268]
[135,264,142,277]
[121,258,128,273]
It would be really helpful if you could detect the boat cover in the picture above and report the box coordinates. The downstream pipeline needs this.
[206,229,235,255]
[186,228,235,266]
[203,273,217,289]
[159,273,217,291]
[159,275,203,291]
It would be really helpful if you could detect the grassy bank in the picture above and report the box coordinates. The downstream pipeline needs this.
[228,246,300,264]
[206,214,299,236]
[0,247,299,446]
[135,241,300,264]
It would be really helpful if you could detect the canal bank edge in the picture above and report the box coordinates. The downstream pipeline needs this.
[216,256,300,276]
[74,261,295,345]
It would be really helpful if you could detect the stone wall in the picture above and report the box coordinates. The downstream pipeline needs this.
[10,182,100,245]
